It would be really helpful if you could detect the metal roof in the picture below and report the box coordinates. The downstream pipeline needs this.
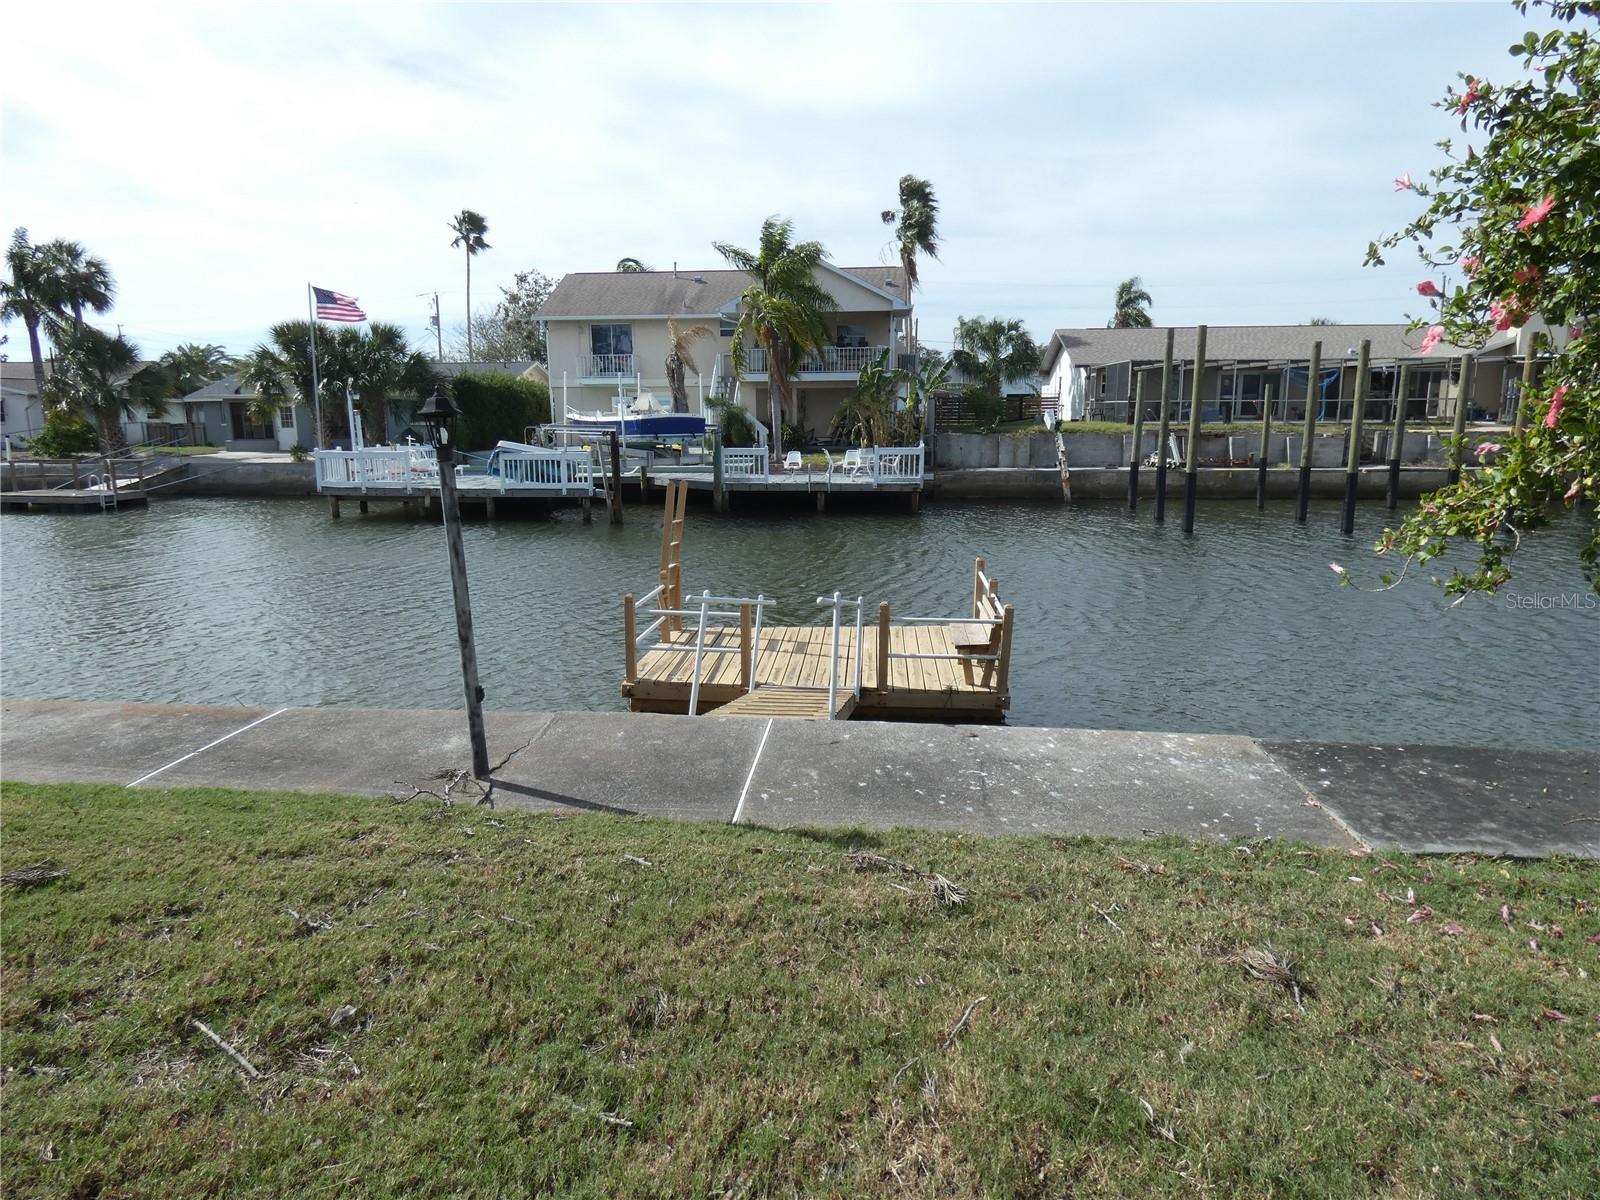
[536,265,908,320]
[1040,324,1480,373]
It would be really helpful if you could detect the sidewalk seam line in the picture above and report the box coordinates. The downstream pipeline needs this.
[731,718,774,825]
[125,708,290,788]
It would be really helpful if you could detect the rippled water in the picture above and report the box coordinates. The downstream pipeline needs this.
[2,497,1595,748]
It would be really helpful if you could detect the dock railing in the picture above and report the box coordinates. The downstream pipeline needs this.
[874,556,1014,694]
[492,447,596,494]
[815,592,866,718]
[721,448,769,478]
[623,586,770,714]
[314,446,437,488]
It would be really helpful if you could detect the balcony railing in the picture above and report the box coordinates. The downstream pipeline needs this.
[718,345,893,379]
[576,353,635,378]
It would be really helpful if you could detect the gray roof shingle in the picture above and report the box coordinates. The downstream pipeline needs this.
[1041,324,1479,373]
[536,265,907,319]
[180,374,259,401]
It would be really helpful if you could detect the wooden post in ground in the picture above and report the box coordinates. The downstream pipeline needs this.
[739,603,753,692]
[1127,369,1147,511]
[1512,337,1538,438]
[1295,341,1322,523]
[608,430,623,525]
[1154,327,1175,523]
[1182,325,1207,534]
[623,593,638,683]
[877,601,890,693]
[436,451,490,779]
[1386,362,1411,510]
[1448,355,1474,485]
[1255,381,1274,511]
[1342,339,1371,536]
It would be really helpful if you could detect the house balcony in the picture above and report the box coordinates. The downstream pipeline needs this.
[716,345,896,381]
[575,353,636,381]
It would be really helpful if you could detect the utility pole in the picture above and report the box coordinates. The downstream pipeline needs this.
[431,293,443,360]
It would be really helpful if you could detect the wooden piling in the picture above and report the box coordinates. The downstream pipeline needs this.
[1182,325,1206,534]
[1154,328,1175,523]
[1447,355,1474,485]
[608,430,623,525]
[1385,362,1411,510]
[1295,341,1322,523]
[1127,369,1148,511]
[1341,339,1371,536]
[1512,338,1538,438]
[623,593,638,682]
[711,429,726,513]
[877,601,890,692]
[739,603,753,691]
[1255,381,1274,511]
[359,498,369,513]
[330,496,341,519]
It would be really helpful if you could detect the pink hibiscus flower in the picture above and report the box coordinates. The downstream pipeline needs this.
[1517,194,1555,230]
[1475,442,1503,457]
[1394,172,1415,192]
[1421,325,1445,354]
[1461,256,1482,274]
[1416,280,1441,297]
[1513,266,1542,285]
[1489,297,1527,331]
[1545,384,1568,428]
[1457,78,1481,114]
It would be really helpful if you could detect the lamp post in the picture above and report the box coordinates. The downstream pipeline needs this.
[417,389,490,778]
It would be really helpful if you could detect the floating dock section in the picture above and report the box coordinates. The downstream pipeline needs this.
[621,483,1012,721]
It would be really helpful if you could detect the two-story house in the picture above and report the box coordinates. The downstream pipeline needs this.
[536,263,913,443]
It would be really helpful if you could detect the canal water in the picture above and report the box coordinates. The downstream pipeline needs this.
[2,498,1595,749]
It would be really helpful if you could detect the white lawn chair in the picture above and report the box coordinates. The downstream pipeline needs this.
[782,450,804,475]
[840,448,865,477]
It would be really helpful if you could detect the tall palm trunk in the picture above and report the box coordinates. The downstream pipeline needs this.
[464,252,473,361]
[94,408,129,456]
[666,357,688,413]
[766,334,793,458]
[25,316,46,399]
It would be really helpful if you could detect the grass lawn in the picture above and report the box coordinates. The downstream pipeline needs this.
[3,783,1595,1198]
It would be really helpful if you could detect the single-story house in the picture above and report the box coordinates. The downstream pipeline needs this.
[1039,322,1567,425]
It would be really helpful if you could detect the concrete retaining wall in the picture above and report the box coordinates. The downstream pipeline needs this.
[929,465,1454,501]
[171,458,317,497]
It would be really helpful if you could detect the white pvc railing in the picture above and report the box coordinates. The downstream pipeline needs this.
[867,442,924,482]
[630,586,771,716]
[493,448,595,493]
[717,345,890,378]
[721,448,769,478]
[314,446,437,488]
[577,353,634,378]
[814,592,865,718]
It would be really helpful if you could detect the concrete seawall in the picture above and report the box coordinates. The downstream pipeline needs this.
[3,699,1594,857]
[928,465,1454,501]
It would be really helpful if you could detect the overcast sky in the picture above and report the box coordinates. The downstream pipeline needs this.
[2,1,1530,361]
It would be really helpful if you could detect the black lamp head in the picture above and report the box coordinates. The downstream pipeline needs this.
[417,388,459,448]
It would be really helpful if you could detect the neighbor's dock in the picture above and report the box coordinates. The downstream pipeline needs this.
[313,445,607,519]
[649,442,926,512]
[621,482,1012,721]
[0,456,178,514]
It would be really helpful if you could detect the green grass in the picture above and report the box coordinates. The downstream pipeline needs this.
[3,783,1595,1198]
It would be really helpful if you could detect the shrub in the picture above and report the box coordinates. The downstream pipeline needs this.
[25,411,98,457]
[289,443,310,462]
[707,397,760,448]
[449,372,551,450]
[961,384,1005,433]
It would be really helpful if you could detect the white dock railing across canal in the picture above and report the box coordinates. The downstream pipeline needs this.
[315,445,598,496]
[314,447,437,488]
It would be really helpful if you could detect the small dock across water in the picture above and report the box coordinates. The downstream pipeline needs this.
[1,457,177,514]
[621,482,1012,722]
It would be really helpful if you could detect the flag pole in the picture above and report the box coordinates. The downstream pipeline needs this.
[307,283,323,450]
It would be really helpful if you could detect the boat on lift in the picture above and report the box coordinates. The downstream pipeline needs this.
[565,391,707,441]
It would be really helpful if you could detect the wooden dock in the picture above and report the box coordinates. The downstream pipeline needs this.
[1,456,172,514]
[621,481,1012,722]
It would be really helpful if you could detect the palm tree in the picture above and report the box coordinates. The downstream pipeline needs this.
[714,216,836,458]
[337,322,437,444]
[41,240,114,326]
[833,349,902,447]
[952,316,1041,415]
[615,257,650,273]
[44,325,145,454]
[160,343,232,395]
[1,228,52,398]
[240,321,339,445]
[1109,277,1153,328]
[448,210,491,360]
[880,175,940,291]
[664,319,711,414]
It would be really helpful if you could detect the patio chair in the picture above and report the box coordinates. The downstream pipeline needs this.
[782,450,804,474]
[840,448,865,477]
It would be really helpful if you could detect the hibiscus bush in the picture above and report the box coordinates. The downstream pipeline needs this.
[1367,0,1598,595]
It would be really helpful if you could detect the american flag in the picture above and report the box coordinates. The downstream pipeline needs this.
[312,286,366,322]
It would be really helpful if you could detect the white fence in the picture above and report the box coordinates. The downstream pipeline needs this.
[576,353,635,378]
[314,447,437,488]
[492,448,596,493]
[721,448,770,478]
[864,443,924,483]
